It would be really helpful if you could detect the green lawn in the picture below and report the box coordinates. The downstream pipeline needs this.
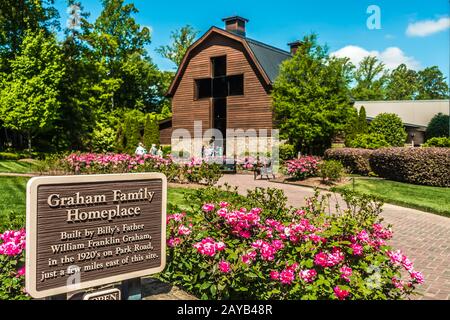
[0,175,196,228]
[336,178,450,216]
[0,160,40,173]
[0,176,29,227]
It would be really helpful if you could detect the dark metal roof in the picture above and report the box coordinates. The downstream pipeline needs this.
[245,38,292,83]
[220,28,292,83]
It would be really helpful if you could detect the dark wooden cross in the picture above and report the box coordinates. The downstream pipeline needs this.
[195,56,244,140]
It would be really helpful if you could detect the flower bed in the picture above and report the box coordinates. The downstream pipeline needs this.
[59,153,223,186]
[162,188,423,300]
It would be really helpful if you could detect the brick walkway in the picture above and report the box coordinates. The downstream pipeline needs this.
[218,174,450,300]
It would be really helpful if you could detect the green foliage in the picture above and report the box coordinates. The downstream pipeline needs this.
[115,124,126,153]
[279,143,296,161]
[351,56,387,100]
[324,148,373,176]
[425,113,449,139]
[122,111,143,154]
[183,162,223,186]
[369,147,450,187]
[357,106,368,134]
[347,133,389,149]
[345,106,368,145]
[162,187,422,300]
[0,30,65,150]
[369,113,407,147]
[0,153,21,160]
[422,137,450,148]
[416,66,450,100]
[272,34,354,154]
[246,187,288,219]
[0,0,59,64]
[0,254,28,300]
[143,114,160,149]
[156,25,198,67]
[91,124,116,153]
[318,160,344,183]
[385,64,417,100]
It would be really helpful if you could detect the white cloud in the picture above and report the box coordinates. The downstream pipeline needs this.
[406,17,450,37]
[331,45,420,70]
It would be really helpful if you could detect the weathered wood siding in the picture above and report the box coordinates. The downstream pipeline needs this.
[159,119,172,145]
[171,32,273,138]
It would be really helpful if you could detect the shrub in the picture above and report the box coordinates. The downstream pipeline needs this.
[369,113,407,147]
[90,124,116,153]
[324,148,373,176]
[279,143,296,161]
[425,113,449,139]
[162,188,424,300]
[182,159,223,186]
[318,160,344,184]
[347,133,389,149]
[423,137,450,148]
[285,156,320,180]
[0,152,21,160]
[0,229,28,300]
[370,147,450,187]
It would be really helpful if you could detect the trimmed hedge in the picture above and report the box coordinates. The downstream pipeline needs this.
[324,148,373,175]
[423,137,450,148]
[369,147,450,187]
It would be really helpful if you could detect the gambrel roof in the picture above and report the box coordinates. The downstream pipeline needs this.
[166,27,292,97]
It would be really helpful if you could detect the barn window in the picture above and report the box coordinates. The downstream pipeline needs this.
[212,56,227,77]
[195,78,212,99]
[228,74,244,96]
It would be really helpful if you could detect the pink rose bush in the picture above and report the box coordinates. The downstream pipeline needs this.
[61,153,223,185]
[163,189,424,300]
[0,229,29,299]
[285,156,320,180]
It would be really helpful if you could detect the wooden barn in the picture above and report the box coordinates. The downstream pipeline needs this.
[161,16,298,149]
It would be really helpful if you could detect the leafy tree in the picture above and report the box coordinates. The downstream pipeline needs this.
[156,25,198,67]
[385,64,417,100]
[416,66,449,100]
[143,114,160,149]
[272,34,355,154]
[345,106,368,146]
[45,0,96,150]
[82,0,159,111]
[369,113,407,147]
[425,113,449,139]
[0,0,59,67]
[0,30,65,152]
[358,106,368,134]
[351,56,387,100]
[123,110,144,153]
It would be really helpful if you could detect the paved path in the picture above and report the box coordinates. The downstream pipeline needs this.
[218,174,450,300]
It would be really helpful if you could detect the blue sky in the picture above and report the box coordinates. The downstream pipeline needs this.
[54,0,450,80]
